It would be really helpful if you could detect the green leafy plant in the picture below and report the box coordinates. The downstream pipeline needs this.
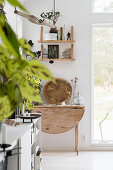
[26,73,42,92]
[40,11,60,26]
[0,1,54,122]
[40,11,60,33]
[24,99,34,112]
[40,0,61,34]
[24,74,42,111]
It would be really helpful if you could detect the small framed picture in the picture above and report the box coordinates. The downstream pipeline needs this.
[48,45,59,59]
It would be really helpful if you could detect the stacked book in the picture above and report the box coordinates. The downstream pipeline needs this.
[57,26,71,41]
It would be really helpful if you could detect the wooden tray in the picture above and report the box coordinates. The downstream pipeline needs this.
[43,78,72,104]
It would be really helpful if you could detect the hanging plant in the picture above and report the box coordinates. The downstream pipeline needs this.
[40,11,60,33]
[40,0,61,33]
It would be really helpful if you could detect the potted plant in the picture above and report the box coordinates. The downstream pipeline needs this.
[40,11,60,33]
[40,0,61,40]
[0,1,54,129]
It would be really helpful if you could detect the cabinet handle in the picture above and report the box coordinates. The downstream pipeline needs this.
[31,123,35,133]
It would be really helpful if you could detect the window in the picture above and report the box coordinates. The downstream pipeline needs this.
[92,25,113,142]
[93,0,113,13]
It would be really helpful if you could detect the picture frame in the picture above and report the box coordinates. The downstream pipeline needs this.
[48,45,59,59]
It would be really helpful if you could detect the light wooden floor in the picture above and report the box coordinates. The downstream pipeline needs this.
[41,151,113,170]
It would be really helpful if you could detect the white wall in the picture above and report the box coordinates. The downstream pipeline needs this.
[6,0,113,151]
[4,2,17,32]
[21,0,91,151]
[4,2,23,38]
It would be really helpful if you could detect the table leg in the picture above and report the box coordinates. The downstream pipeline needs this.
[75,123,79,155]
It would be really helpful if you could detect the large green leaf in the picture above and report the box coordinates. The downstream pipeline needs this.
[27,60,54,81]
[7,81,22,110]
[0,83,7,97]
[18,38,34,57]
[0,15,20,58]
[0,96,13,122]
[0,0,4,4]
[7,0,28,13]
[0,18,54,121]
[19,38,31,50]
[0,44,11,57]
[20,80,42,103]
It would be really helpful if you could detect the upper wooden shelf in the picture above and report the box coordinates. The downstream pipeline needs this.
[37,40,75,43]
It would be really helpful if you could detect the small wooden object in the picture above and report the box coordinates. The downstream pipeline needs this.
[43,78,72,104]
[40,26,43,42]
[71,26,73,41]
[5,119,20,126]
[41,45,43,59]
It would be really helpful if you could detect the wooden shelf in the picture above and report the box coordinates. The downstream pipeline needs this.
[38,26,75,61]
[39,58,75,61]
[37,40,75,43]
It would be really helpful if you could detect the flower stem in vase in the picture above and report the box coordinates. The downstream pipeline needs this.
[71,77,78,105]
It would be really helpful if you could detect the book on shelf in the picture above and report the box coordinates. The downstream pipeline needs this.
[57,25,70,41]
[60,27,63,40]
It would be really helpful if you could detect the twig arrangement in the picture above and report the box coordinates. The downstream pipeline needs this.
[99,112,109,142]
[14,8,55,28]
[71,77,78,105]
[40,0,60,33]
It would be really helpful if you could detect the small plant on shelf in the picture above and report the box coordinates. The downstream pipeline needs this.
[40,0,60,33]
[40,11,60,33]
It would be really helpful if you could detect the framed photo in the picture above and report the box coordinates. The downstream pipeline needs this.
[48,45,59,59]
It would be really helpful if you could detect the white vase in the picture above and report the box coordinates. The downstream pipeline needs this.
[73,92,84,105]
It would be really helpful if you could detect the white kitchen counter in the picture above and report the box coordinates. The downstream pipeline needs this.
[0,117,41,170]
[0,118,39,152]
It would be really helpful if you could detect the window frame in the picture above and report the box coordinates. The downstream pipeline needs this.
[91,24,113,145]
[92,0,113,14]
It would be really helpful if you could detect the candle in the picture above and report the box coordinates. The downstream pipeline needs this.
[2,124,7,144]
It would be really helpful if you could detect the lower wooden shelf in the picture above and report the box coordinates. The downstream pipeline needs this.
[39,58,75,61]
[37,40,75,43]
